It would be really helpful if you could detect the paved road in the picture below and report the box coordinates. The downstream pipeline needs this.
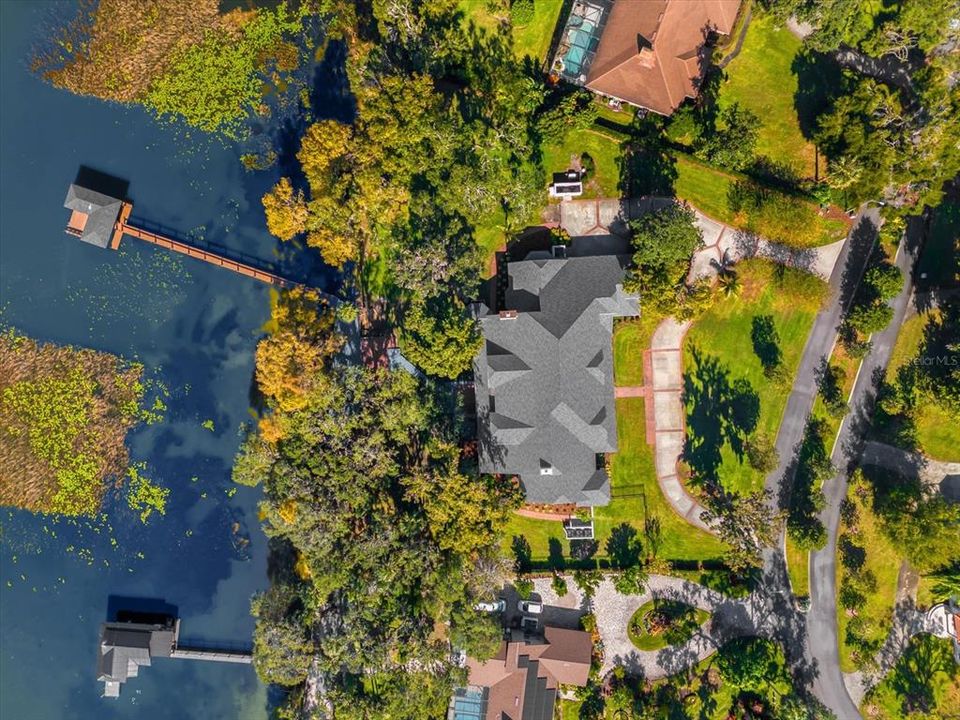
[806,216,919,720]
[765,209,880,511]
[753,208,878,716]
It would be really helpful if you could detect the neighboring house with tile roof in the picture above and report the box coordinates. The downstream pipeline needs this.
[555,0,742,116]
[473,249,639,506]
[455,627,593,720]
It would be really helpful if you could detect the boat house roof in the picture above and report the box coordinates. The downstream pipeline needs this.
[64,184,123,248]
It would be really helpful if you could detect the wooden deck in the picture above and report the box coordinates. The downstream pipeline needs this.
[109,202,132,250]
[110,202,298,288]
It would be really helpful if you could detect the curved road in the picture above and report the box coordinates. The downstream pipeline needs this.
[806,222,918,719]
[756,207,926,718]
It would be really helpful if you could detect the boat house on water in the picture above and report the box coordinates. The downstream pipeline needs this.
[64,184,124,249]
[97,611,252,698]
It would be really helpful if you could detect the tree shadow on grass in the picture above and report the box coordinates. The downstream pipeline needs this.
[791,49,844,142]
[886,633,955,715]
[751,315,782,375]
[606,523,643,569]
[683,346,761,488]
[617,115,678,198]
[512,534,532,574]
[547,537,566,572]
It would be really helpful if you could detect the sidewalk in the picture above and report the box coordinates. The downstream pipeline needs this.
[646,317,713,532]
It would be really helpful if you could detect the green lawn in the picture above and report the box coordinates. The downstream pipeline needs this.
[595,101,634,129]
[683,260,828,495]
[457,0,564,63]
[674,153,734,222]
[880,309,960,462]
[837,469,903,673]
[612,314,662,387]
[513,0,564,62]
[861,635,960,719]
[473,214,505,263]
[627,599,710,651]
[720,13,816,178]
[673,153,847,248]
[502,397,727,567]
[785,536,809,598]
[542,128,622,199]
[602,398,726,560]
[559,699,582,720]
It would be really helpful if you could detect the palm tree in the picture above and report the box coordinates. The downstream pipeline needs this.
[718,271,741,298]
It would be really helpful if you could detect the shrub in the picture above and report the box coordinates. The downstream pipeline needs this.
[847,300,893,336]
[510,0,535,25]
[745,433,779,473]
[864,263,903,301]
[551,573,568,597]
[695,103,760,171]
[728,180,823,247]
[788,517,827,551]
[514,576,534,599]
[580,152,596,178]
[816,360,848,419]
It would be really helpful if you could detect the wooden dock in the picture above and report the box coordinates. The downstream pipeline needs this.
[110,201,298,288]
[170,619,252,664]
[170,647,252,664]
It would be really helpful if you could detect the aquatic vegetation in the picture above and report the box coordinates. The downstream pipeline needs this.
[33,0,314,139]
[0,329,147,515]
[125,464,168,523]
[66,244,192,334]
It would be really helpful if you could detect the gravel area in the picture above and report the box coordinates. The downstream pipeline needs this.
[532,574,764,679]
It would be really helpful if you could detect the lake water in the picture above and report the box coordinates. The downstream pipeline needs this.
[0,2,332,717]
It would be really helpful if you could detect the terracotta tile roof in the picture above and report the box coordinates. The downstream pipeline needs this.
[586,0,742,114]
[539,627,593,686]
[465,627,592,720]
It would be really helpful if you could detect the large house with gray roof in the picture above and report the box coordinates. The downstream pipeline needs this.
[473,248,639,506]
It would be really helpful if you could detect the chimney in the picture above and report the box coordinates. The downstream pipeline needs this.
[637,33,656,68]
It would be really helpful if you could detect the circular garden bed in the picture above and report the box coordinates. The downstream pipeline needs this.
[627,599,710,651]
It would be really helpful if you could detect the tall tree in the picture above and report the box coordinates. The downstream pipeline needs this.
[396,296,482,380]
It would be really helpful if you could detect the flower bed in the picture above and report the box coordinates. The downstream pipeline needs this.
[627,599,710,651]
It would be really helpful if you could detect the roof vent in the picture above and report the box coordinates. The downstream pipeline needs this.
[499,310,518,320]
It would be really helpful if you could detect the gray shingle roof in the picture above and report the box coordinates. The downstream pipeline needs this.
[97,620,175,695]
[474,253,639,506]
[64,184,123,248]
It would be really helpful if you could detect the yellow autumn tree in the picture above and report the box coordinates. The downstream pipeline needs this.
[254,287,342,415]
[298,120,352,190]
[262,177,309,241]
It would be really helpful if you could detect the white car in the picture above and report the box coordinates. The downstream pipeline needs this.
[517,600,543,615]
[474,599,506,613]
